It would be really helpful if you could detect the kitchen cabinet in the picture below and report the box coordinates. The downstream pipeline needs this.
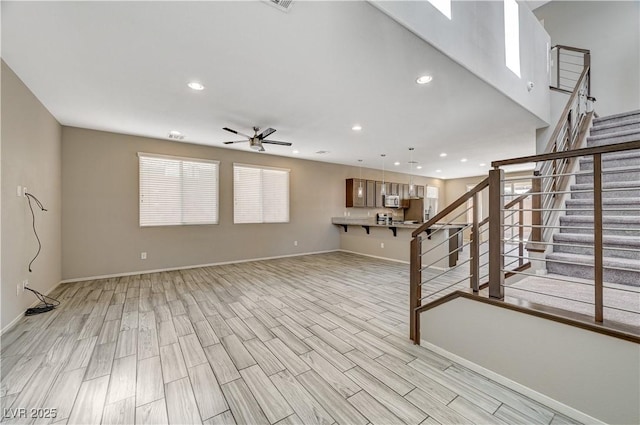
[366,180,376,207]
[401,184,409,200]
[346,178,366,207]
[375,181,388,207]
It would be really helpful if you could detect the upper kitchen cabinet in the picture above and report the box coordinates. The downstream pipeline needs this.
[375,181,388,207]
[365,180,376,207]
[346,178,366,207]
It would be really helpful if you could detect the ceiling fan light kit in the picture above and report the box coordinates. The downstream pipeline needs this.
[222,126,292,152]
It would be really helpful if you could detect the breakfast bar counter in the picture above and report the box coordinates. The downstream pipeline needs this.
[331,217,465,267]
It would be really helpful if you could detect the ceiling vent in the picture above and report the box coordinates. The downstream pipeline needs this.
[264,0,294,13]
[167,132,185,140]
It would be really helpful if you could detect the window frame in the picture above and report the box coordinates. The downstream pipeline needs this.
[138,152,220,227]
[233,162,291,224]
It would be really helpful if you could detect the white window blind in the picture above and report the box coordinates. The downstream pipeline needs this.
[233,163,290,224]
[139,153,219,226]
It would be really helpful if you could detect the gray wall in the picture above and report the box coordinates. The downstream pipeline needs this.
[1,61,62,330]
[535,1,640,117]
[61,127,443,280]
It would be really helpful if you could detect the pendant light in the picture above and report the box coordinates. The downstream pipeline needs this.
[357,159,364,198]
[408,147,415,198]
[381,154,387,195]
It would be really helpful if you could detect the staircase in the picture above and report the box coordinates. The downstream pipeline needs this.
[546,110,640,285]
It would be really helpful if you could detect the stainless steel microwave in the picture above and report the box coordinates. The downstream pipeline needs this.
[384,195,400,208]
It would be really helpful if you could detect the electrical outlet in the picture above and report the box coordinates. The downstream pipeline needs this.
[380,242,385,248]
[17,283,21,296]
[23,280,29,291]
[294,240,298,247]
[17,185,22,197]
[23,187,28,197]
[141,252,147,260]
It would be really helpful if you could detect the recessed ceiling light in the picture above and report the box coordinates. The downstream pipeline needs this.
[352,125,362,131]
[394,161,400,166]
[480,163,486,167]
[416,165,423,170]
[461,158,468,162]
[436,169,442,173]
[187,82,205,91]
[416,75,433,85]
[292,150,299,154]
[439,153,447,157]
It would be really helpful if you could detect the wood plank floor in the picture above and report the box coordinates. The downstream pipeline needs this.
[0,252,580,425]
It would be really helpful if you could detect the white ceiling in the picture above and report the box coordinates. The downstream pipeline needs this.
[1,0,543,179]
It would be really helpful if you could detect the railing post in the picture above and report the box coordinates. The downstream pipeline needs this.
[593,153,603,322]
[489,168,505,299]
[531,171,542,244]
[470,192,480,293]
[518,199,524,267]
[409,235,422,343]
[556,47,561,89]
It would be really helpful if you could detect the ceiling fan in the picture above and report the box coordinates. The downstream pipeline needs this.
[222,126,292,152]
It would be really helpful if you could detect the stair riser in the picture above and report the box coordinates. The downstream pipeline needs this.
[590,121,640,136]
[570,189,640,199]
[559,226,640,236]
[565,208,640,217]
[553,244,639,260]
[579,155,640,171]
[587,132,640,147]
[546,262,640,286]
[575,170,640,184]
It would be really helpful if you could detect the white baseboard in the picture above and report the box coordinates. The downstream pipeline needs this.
[1,280,63,335]
[59,249,340,283]
[420,340,605,425]
[337,249,409,265]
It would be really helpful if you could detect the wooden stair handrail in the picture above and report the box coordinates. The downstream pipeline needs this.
[492,140,640,168]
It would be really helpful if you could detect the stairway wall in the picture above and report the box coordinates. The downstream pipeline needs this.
[535,1,640,117]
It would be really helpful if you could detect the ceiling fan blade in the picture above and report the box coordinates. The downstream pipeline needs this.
[223,127,251,139]
[223,140,249,144]
[262,140,292,146]
[258,127,276,139]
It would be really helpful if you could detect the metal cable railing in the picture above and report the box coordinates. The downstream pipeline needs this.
[492,142,640,327]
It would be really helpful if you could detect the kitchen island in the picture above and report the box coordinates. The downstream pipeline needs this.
[332,217,465,267]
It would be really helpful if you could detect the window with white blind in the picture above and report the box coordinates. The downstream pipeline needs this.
[138,153,219,226]
[233,163,290,224]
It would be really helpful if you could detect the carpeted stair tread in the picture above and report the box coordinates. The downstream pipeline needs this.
[553,232,640,246]
[575,165,640,184]
[570,181,640,199]
[587,128,640,147]
[546,252,640,271]
[593,110,640,126]
[559,216,640,236]
[552,232,640,259]
[579,150,640,170]
[564,198,640,216]
[590,117,640,136]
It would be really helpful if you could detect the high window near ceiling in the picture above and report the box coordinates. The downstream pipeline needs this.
[428,0,451,20]
[504,0,521,78]
[139,153,219,226]
[233,163,290,224]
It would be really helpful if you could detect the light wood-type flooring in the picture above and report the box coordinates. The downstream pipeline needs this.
[1,251,579,425]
